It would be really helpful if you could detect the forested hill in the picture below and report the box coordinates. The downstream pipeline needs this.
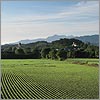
[1,38,99,59]
[75,35,99,46]
[1,38,83,50]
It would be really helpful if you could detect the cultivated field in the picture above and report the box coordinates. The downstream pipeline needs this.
[1,59,99,99]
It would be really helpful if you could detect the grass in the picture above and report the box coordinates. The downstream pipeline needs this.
[1,59,99,99]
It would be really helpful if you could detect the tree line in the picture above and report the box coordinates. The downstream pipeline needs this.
[1,38,99,60]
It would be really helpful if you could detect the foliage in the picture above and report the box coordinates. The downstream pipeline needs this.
[31,48,41,59]
[49,49,57,59]
[41,47,51,58]
[56,49,67,60]
[15,48,25,55]
[1,38,99,59]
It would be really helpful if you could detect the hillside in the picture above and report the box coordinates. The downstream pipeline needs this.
[1,38,99,59]
[1,38,83,50]
[75,35,99,46]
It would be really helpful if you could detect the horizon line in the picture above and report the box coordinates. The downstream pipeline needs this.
[1,33,99,45]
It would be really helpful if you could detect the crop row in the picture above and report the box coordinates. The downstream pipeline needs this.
[1,70,68,99]
[1,68,98,99]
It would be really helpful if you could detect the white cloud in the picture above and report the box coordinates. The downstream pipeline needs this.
[2,1,98,24]
[1,1,99,44]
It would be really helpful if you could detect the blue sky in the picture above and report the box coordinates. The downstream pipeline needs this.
[1,1,99,44]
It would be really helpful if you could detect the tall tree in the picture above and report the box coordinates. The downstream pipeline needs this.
[31,48,41,59]
[41,47,51,58]
[56,50,67,60]
[49,49,57,59]
[15,48,25,55]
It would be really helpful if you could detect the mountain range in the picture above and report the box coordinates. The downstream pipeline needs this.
[6,34,99,46]
[75,35,99,46]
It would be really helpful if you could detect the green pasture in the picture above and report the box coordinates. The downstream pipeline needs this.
[1,59,99,99]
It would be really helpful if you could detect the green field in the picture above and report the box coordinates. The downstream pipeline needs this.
[1,59,99,99]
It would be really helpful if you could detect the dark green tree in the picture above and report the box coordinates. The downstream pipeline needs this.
[56,50,67,60]
[24,47,31,54]
[67,51,71,58]
[41,47,51,58]
[15,48,25,55]
[49,49,57,59]
[12,47,17,53]
[3,47,12,53]
[31,48,41,59]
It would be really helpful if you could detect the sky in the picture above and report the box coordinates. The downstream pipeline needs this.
[1,0,99,44]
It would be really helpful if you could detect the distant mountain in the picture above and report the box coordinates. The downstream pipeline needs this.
[9,35,74,44]
[5,34,99,46]
[45,35,66,42]
[11,38,45,44]
[75,34,99,46]
[45,35,74,42]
